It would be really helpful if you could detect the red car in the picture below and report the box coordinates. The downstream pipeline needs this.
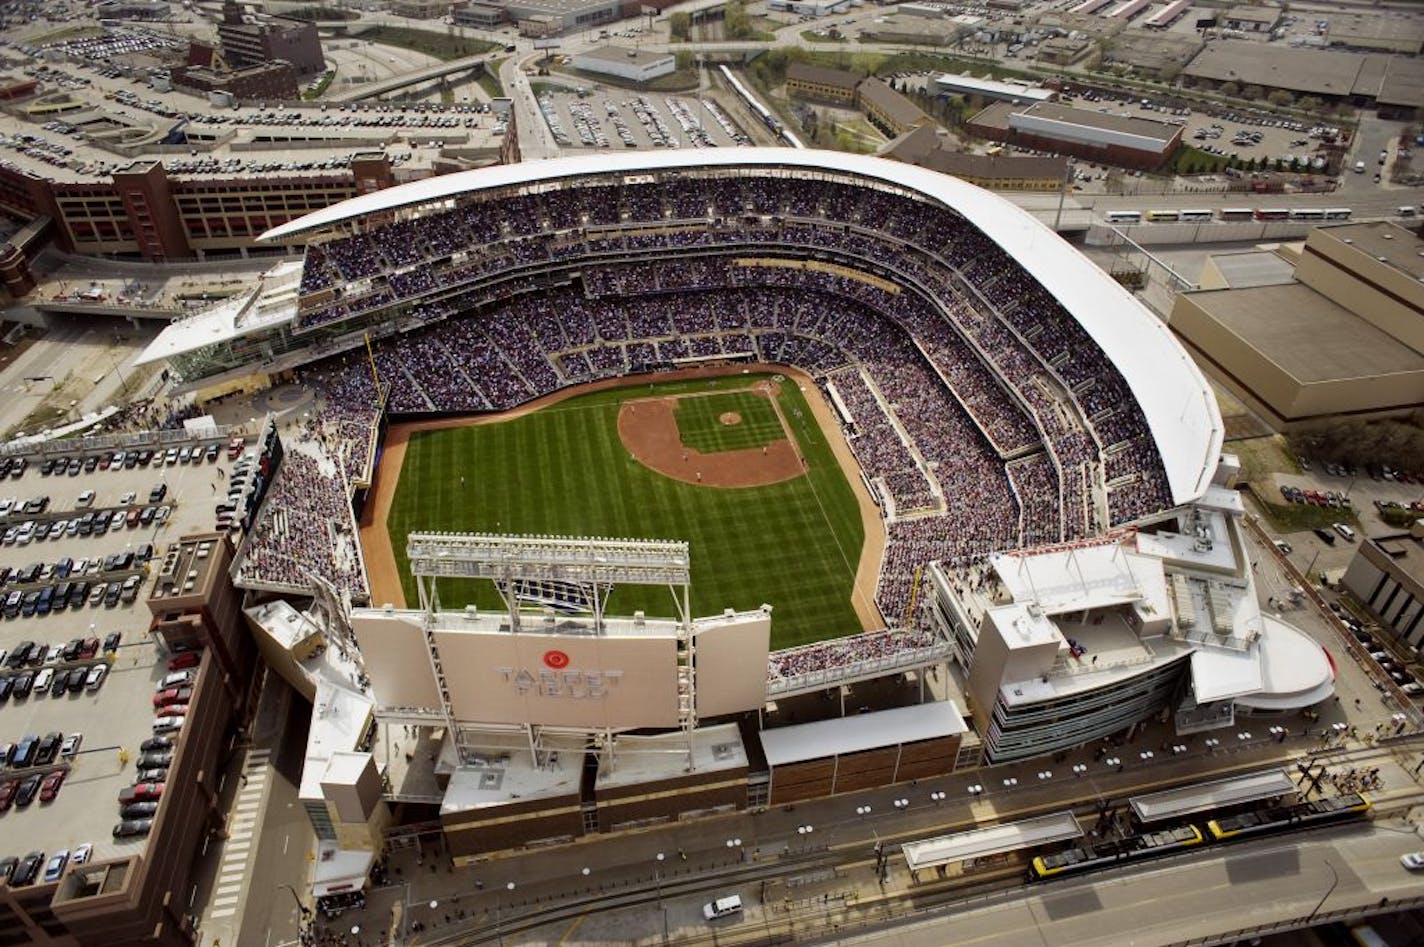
[0,777,18,812]
[117,782,163,804]
[167,652,200,671]
[152,687,193,708]
[39,770,65,803]
[159,703,189,717]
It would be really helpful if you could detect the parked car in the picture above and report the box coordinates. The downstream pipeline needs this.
[120,801,158,819]
[12,851,43,886]
[41,850,68,883]
[139,736,172,753]
[112,819,152,838]
[118,782,163,803]
[16,772,43,807]
[153,687,192,708]
[167,652,200,671]
[85,664,108,691]
[39,770,65,803]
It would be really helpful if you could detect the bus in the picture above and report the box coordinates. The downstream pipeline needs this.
[1254,208,1290,221]
[1105,210,1142,224]
[1219,208,1254,221]
[1289,208,1327,221]
[1323,208,1353,220]
[1145,210,1180,222]
[1179,209,1213,222]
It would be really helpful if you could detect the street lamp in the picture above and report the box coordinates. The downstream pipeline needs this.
[1307,858,1339,922]
[930,790,946,803]
[277,883,312,921]
[725,837,743,861]
[654,853,668,945]
[967,784,983,798]
[496,881,516,947]
[1072,763,1088,777]
[856,805,872,817]
[1037,770,1053,781]
[1204,738,1221,752]
[796,824,814,850]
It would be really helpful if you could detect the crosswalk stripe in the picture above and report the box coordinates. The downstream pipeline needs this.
[210,908,236,919]
[213,896,240,907]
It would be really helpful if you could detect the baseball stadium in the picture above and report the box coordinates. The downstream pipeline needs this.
[132,150,1341,871]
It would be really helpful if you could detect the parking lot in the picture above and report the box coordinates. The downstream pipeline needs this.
[537,90,749,151]
[0,438,239,885]
[1056,85,1344,170]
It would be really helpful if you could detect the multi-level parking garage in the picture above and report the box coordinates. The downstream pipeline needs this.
[0,428,264,946]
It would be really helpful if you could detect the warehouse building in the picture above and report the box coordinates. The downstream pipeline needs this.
[967,100,1181,170]
[1343,532,1424,654]
[1221,5,1279,33]
[1183,39,1424,113]
[858,15,969,46]
[1326,11,1424,55]
[933,74,1056,105]
[1170,222,1424,430]
[503,0,622,33]
[571,46,676,83]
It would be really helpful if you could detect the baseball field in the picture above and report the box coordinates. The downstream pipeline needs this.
[382,372,871,649]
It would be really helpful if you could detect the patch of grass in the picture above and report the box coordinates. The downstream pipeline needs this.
[478,59,506,99]
[674,391,784,453]
[356,25,498,62]
[34,25,103,45]
[387,374,865,648]
[1232,434,1301,483]
[554,66,700,93]
[1248,489,1356,533]
[302,69,336,101]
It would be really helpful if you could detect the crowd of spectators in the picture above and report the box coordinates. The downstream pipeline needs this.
[278,169,1184,660]
[767,627,942,685]
[235,448,367,597]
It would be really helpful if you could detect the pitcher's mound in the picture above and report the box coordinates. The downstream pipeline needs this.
[719,412,742,426]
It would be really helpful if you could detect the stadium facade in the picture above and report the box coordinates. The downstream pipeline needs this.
[133,151,1338,881]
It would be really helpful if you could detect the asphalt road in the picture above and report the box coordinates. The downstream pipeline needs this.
[235,681,317,947]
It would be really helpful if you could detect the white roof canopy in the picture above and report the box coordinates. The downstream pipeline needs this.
[260,149,1222,506]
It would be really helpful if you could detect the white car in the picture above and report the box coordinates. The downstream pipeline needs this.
[1403,852,1424,871]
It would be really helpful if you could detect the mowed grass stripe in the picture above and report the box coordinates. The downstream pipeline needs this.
[387,376,864,648]
[675,390,784,454]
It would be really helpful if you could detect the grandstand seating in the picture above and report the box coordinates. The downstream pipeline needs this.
[241,171,1176,675]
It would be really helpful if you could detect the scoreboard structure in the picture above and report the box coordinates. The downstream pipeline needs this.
[355,533,771,772]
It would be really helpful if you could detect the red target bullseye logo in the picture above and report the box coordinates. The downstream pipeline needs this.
[543,650,571,670]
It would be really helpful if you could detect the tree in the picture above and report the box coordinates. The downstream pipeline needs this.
[1298,95,1324,113]
[1220,81,1240,97]
[1242,85,1264,101]
[669,11,690,41]
[1266,89,1294,107]
[723,0,755,40]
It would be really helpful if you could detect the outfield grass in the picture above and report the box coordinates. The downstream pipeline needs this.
[387,375,864,648]
[674,391,784,454]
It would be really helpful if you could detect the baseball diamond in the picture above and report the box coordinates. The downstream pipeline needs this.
[380,371,875,649]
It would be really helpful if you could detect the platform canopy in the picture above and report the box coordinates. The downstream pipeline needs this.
[1129,769,1295,824]
[902,811,1083,872]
